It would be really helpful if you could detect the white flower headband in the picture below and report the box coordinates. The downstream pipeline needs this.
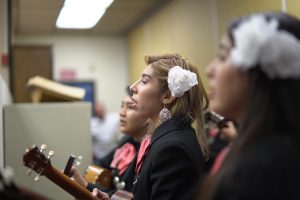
[230,15,300,79]
[167,66,198,97]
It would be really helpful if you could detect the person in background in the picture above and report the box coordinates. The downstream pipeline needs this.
[71,87,149,194]
[204,111,237,173]
[93,53,209,200]
[208,120,237,176]
[91,101,121,159]
[201,12,300,199]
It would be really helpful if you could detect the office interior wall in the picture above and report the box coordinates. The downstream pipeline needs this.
[217,0,282,38]
[286,0,300,19]
[0,0,9,84]
[215,0,300,59]
[128,0,217,89]
[0,0,12,169]
[127,0,300,89]
[13,1,300,111]
[14,35,128,112]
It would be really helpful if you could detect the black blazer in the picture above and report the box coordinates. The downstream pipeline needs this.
[132,116,205,200]
[211,134,300,200]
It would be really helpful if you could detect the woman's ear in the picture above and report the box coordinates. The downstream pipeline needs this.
[161,90,176,105]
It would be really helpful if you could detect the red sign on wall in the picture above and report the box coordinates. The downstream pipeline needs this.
[59,69,77,81]
[1,53,8,66]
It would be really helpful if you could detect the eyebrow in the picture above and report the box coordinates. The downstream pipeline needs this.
[219,42,231,50]
[142,73,152,79]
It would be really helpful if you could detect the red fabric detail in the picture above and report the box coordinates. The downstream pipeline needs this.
[210,145,231,176]
[110,143,136,175]
[209,127,219,137]
[135,136,151,173]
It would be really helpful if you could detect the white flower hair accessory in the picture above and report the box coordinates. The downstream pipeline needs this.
[167,66,198,97]
[230,14,300,79]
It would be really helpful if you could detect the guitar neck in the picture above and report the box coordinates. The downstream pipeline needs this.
[46,166,93,200]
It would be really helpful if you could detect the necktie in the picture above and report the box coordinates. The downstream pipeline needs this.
[135,136,151,173]
[110,143,136,175]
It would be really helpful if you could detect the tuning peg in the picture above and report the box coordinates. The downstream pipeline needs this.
[34,167,44,182]
[26,160,37,176]
[40,144,47,153]
[47,150,55,160]
[26,169,33,176]
[74,155,82,166]
[34,174,40,181]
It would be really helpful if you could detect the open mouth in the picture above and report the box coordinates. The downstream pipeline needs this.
[131,97,137,108]
[120,119,126,126]
[208,86,215,100]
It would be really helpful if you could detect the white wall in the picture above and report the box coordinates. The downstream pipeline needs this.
[14,34,129,112]
[0,0,9,83]
[0,0,13,169]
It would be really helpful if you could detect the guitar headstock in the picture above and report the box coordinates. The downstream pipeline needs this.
[23,144,54,180]
[23,145,93,199]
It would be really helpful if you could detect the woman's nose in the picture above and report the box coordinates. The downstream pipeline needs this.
[119,107,126,117]
[130,80,138,94]
[206,59,216,78]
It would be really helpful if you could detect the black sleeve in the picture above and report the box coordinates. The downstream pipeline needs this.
[149,141,202,200]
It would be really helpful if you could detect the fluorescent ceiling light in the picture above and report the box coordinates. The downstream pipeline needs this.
[56,0,113,29]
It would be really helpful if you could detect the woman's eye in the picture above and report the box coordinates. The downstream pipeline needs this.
[127,104,134,109]
[217,54,226,61]
[141,79,147,84]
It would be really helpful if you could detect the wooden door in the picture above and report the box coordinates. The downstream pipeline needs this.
[12,45,53,102]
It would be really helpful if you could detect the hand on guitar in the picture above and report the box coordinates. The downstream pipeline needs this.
[218,121,238,142]
[92,188,110,200]
[70,166,89,188]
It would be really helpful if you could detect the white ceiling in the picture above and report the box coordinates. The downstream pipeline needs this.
[12,0,171,35]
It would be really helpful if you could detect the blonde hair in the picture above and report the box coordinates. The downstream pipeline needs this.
[145,53,210,159]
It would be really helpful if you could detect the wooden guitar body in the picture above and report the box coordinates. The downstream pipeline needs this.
[84,164,112,189]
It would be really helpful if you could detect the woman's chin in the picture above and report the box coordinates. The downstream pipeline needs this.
[119,127,126,133]
[209,103,225,117]
[209,101,217,112]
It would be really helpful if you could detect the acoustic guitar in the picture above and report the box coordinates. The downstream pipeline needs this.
[63,155,112,189]
[23,144,133,200]
[84,164,112,189]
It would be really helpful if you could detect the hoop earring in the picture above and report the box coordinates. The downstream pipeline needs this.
[159,105,172,123]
